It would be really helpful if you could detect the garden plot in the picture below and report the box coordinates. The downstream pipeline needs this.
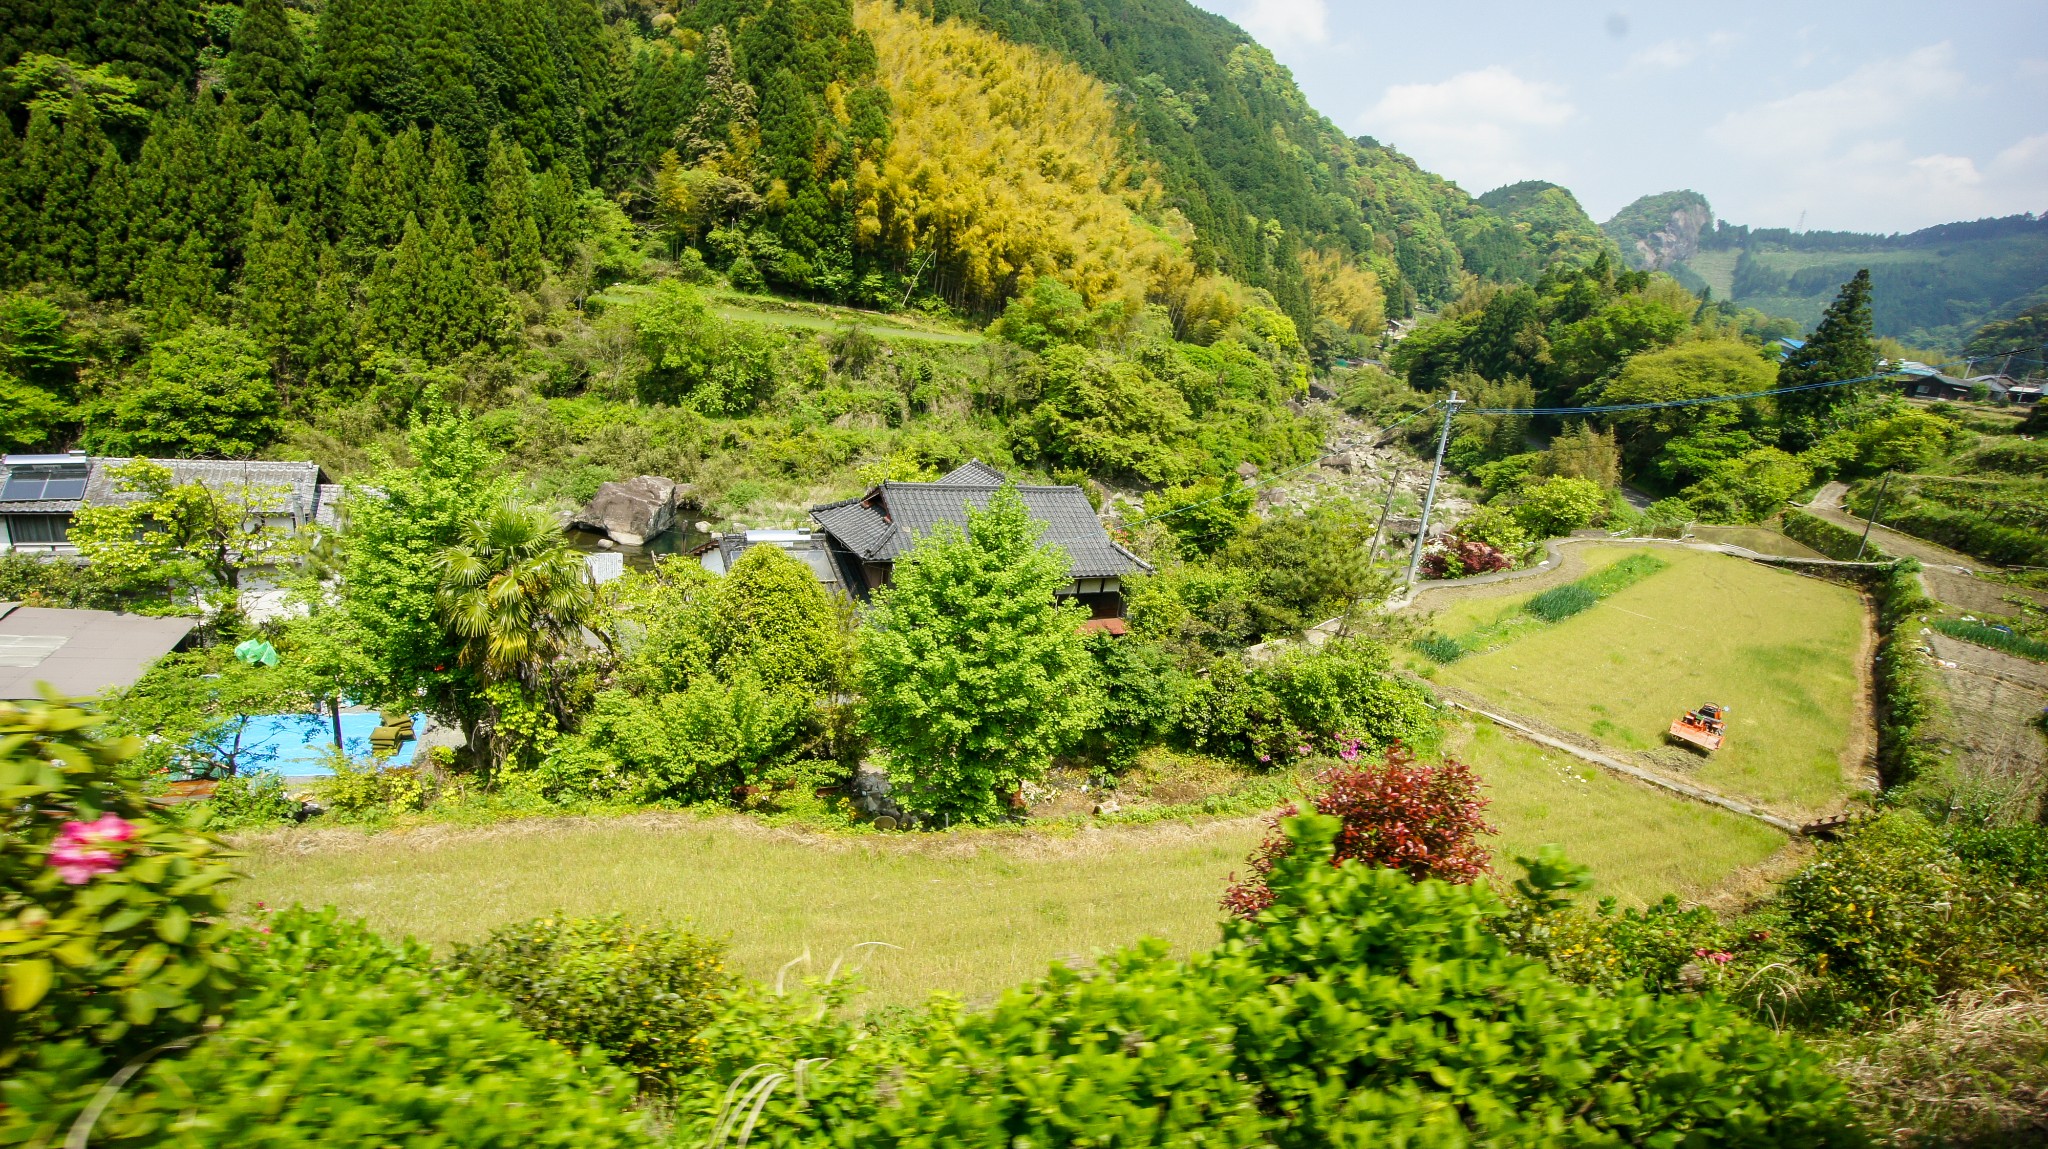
[1417,545,1867,814]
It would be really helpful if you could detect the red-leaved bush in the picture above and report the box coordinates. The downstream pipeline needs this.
[1223,747,1496,917]
[1420,539,1513,580]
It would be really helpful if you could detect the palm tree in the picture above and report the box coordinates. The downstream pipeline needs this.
[435,499,597,771]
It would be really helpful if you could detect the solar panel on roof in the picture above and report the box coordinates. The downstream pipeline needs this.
[1,463,87,502]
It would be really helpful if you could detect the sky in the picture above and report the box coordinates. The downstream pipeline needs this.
[1191,0,2048,235]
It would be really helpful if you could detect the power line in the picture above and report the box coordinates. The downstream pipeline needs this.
[1463,369,1900,416]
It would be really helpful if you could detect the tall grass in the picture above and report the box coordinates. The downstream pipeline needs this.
[1933,618,2048,662]
[1525,584,1597,622]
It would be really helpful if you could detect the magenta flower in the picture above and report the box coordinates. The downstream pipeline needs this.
[1296,744,1311,756]
[1338,744,1361,762]
[49,814,135,884]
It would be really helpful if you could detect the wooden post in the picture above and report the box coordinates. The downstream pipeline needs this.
[1854,472,1893,561]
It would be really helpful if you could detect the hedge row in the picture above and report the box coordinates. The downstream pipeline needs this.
[1872,560,1941,791]
[1781,509,1889,562]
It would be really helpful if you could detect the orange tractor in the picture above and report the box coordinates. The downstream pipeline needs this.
[1668,703,1730,753]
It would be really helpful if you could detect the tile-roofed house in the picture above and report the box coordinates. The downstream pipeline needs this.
[809,460,1151,619]
[0,455,338,555]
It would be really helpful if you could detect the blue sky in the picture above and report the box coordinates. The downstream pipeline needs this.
[1192,0,2048,234]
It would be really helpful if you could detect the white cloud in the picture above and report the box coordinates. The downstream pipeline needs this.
[1705,42,2047,230]
[1623,32,1736,74]
[1708,43,1963,158]
[1361,66,1574,192]
[1227,0,1329,50]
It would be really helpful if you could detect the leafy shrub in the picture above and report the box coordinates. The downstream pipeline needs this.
[694,816,1867,1147]
[202,770,300,828]
[1511,475,1608,537]
[449,913,733,1094]
[0,698,241,1064]
[1526,582,1598,622]
[1873,560,1941,791]
[1776,813,2006,1018]
[1179,639,1434,765]
[1453,504,1531,556]
[1419,536,1512,579]
[1079,631,1190,770]
[1934,617,2048,661]
[316,758,430,818]
[3,908,654,1148]
[1223,749,1493,916]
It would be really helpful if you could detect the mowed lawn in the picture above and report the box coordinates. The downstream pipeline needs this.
[231,816,1262,1009]
[1427,545,1865,813]
[1453,720,1788,906]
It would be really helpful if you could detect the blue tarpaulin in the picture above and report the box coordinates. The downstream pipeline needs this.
[193,712,426,776]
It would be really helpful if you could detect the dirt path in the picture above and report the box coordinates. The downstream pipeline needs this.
[1806,483,1986,569]
[1843,596,1881,792]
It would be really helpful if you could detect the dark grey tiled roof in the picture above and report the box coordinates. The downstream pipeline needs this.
[811,498,894,556]
[0,457,331,522]
[934,459,1007,486]
[809,464,1151,580]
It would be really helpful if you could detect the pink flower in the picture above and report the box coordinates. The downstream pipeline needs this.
[1296,744,1311,756]
[1709,951,1733,965]
[1338,745,1361,762]
[49,815,136,885]
[1258,754,1272,763]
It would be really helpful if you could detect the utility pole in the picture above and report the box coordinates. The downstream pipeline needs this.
[1365,465,1406,571]
[1853,472,1893,561]
[1405,392,1462,589]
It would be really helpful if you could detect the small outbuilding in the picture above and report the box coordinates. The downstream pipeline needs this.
[0,601,196,700]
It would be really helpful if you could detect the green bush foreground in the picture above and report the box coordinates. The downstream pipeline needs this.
[3,696,1877,1147]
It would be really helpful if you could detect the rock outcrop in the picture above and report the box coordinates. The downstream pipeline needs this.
[571,476,685,546]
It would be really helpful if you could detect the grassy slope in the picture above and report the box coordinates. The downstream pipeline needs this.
[1453,720,1787,906]
[1426,546,1864,812]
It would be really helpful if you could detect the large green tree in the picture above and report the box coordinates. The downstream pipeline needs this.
[855,484,1099,822]
[86,321,279,457]
[1777,269,1879,447]
[336,411,514,728]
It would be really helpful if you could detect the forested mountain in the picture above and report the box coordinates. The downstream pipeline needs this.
[1472,180,1619,275]
[0,0,1569,468]
[1605,191,2048,353]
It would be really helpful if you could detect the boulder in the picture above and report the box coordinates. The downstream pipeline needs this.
[571,476,683,546]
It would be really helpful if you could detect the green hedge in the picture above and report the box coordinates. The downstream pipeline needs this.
[1781,508,1890,562]
[1873,561,1941,791]
[1414,552,1669,662]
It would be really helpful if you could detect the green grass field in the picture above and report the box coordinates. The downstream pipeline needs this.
[1453,720,1787,906]
[232,817,1262,1009]
[229,706,1794,1007]
[1422,545,1865,813]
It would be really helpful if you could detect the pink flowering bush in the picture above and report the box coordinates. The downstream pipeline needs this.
[1,698,241,1065]
[48,815,136,884]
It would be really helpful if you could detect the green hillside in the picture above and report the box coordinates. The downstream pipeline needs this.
[1607,191,2048,352]
[922,0,1544,315]
[1475,180,1620,273]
